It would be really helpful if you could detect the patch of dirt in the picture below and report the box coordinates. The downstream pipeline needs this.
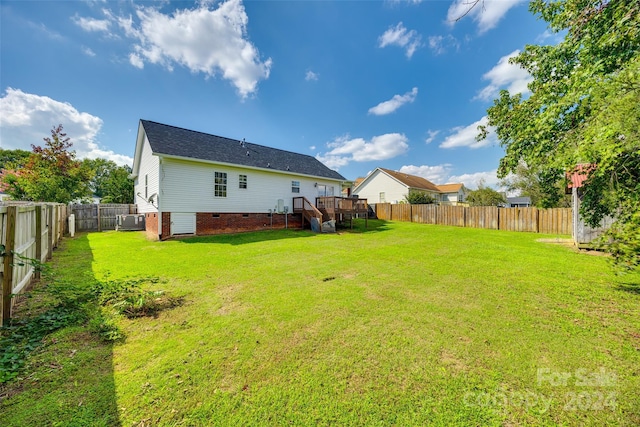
[439,349,468,373]
[215,284,248,315]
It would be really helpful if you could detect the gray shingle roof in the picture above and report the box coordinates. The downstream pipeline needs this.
[141,120,345,181]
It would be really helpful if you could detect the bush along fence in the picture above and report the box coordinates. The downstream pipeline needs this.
[371,204,572,235]
[0,202,67,325]
[69,203,137,232]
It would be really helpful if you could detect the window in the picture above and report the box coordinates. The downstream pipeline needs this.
[317,185,335,197]
[292,181,300,193]
[215,172,227,197]
[458,193,464,202]
[145,174,148,199]
[239,174,247,189]
[379,192,386,203]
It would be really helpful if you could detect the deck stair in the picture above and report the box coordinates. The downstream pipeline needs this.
[293,197,324,231]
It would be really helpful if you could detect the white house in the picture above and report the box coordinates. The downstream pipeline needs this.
[131,120,347,239]
[353,167,466,205]
[435,183,467,205]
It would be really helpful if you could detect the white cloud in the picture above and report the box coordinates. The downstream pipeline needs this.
[72,15,111,32]
[368,87,418,116]
[378,22,423,58]
[129,0,272,98]
[447,0,524,34]
[398,164,452,184]
[448,169,501,190]
[475,50,532,101]
[82,47,96,57]
[129,53,144,69]
[316,133,409,170]
[0,88,132,166]
[427,35,459,55]
[305,70,319,81]
[425,129,439,144]
[74,1,271,98]
[397,164,503,190]
[439,116,496,149]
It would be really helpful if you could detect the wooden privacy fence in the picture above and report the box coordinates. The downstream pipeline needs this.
[372,203,572,235]
[1,203,67,325]
[69,203,137,231]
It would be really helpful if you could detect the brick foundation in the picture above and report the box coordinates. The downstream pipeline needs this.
[145,213,159,240]
[196,212,302,236]
[161,212,171,240]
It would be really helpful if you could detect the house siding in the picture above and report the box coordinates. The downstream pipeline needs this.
[160,158,340,214]
[354,170,410,204]
[134,135,160,214]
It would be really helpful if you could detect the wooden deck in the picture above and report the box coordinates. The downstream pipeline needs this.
[293,196,368,231]
[316,196,368,229]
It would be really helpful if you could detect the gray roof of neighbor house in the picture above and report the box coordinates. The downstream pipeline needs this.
[140,120,346,181]
[507,196,532,205]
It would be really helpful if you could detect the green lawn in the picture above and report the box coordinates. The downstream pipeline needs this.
[1,220,639,426]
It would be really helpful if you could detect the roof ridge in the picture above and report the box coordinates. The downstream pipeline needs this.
[140,119,319,160]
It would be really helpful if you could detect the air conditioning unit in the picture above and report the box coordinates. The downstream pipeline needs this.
[116,214,146,231]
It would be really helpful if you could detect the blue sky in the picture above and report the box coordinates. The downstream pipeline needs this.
[0,0,554,188]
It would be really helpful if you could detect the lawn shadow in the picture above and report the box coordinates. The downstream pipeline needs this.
[615,281,640,295]
[0,233,121,426]
[178,228,317,245]
[177,219,391,245]
[337,218,390,234]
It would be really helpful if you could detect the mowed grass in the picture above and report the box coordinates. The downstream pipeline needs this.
[1,220,639,426]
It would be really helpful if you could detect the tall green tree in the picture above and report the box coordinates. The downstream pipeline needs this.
[500,162,571,208]
[480,0,640,270]
[0,125,93,203]
[0,148,31,170]
[466,181,506,207]
[82,158,134,204]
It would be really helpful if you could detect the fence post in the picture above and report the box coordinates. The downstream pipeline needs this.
[48,205,54,259]
[35,206,42,279]
[1,206,17,325]
[97,205,102,232]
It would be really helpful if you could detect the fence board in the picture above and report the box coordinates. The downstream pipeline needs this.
[69,204,137,231]
[499,207,539,232]
[372,203,572,235]
[538,208,571,235]
[374,203,391,220]
[0,202,65,325]
[437,205,465,227]
[392,204,411,222]
[466,206,499,229]
[412,204,437,224]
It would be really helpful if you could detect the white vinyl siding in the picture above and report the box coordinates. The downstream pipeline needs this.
[353,170,409,204]
[160,158,341,213]
[134,135,160,213]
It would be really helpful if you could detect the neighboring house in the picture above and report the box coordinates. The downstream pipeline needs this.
[506,196,532,208]
[435,183,467,205]
[131,120,347,240]
[352,167,465,205]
